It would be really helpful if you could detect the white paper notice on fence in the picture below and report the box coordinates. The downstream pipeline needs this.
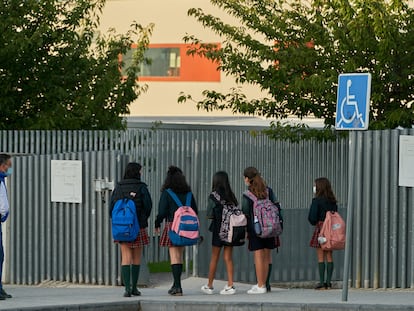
[399,135,414,187]
[51,160,83,203]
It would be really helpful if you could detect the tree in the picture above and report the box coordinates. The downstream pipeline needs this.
[180,0,414,130]
[0,0,152,130]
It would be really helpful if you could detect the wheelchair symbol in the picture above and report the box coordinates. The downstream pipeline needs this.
[337,79,365,128]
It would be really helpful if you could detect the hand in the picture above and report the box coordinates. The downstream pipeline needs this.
[154,227,161,235]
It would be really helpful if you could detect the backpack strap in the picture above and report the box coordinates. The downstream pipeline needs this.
[244,190,258,203]
[210,191,225,205]
[166,188,192,207]
[166,188,182,207]
[185,192,192,206]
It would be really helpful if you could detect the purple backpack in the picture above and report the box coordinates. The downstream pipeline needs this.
[244,190,282,238]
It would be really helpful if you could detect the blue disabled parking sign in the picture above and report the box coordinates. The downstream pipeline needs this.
[335,73,371,130]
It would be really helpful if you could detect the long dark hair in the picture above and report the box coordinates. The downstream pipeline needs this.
[244,166,267,199]
[212,171,238,205]
[160,166,191,193]
[123,162,142,180]
[314,177,337,203]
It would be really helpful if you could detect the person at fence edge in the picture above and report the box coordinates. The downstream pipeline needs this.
[201,171,240,295]
[308,177,338,290]
[242,166,280,294]
[154,166,198,296]
[109,162,153,297]
[0,154,13,300]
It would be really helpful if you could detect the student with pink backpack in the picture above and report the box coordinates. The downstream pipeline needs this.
[201,171,246,296]
[308,177,340,290]
[154,166,198,296]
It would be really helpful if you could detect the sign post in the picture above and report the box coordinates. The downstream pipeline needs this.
[335,73,371,301]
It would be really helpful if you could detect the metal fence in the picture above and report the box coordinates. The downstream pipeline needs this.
[0,127,413,288]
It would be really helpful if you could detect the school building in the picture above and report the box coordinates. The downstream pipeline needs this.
[99,0,269,120]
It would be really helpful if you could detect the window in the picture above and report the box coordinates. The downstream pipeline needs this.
[122,43,220,82]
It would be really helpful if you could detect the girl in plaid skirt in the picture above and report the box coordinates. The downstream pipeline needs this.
[110,162,152,297]
[154,166,198,296]
[308,177,338,290]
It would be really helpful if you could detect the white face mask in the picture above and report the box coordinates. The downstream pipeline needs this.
[313,186,316,194]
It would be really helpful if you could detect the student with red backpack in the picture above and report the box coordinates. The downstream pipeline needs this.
[154,166,198,296]
[201,171,245,295]
[242,167,282,294]
[308,177,338,290]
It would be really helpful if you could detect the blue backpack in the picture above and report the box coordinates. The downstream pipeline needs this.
[111,198,140,242]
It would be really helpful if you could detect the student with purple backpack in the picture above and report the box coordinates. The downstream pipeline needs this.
[242,167,282,294]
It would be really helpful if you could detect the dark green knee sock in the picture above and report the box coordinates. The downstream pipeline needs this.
[318,262,326,284]
[131,265,140,290]
[171,264,183,288]
[266,264,272,288]
[326,262,334,285]
[121,265,131,293]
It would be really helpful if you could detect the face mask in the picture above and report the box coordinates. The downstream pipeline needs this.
[313,186,316,194]
[5,167,13,176]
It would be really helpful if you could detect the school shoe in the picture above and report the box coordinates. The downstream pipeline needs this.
[314,283,326,290]
[0,289,11,298]
[131,288,141,296]
[201,285,214,295]
[325,283,332,290]
[123,291,131,297]
[266,284,271,292]
[247,284,266,294]
[168,287,183,296]
[220,285,236,295]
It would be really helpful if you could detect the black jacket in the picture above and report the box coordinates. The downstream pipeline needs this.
[308,197,338,226]
[110,178,152,229]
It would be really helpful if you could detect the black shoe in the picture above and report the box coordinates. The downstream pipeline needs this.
[0,289,11,298]
[266,284,271,292]
[314,283,326,290]
[325,283,332,289]
[0,295,5,300]
[131,288,141,296]
[123,290,131,297]
[168,287,183,296]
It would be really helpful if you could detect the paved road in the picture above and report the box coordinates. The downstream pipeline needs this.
[1,275,413,310]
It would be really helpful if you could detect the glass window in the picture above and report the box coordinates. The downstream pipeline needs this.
[121,43,220,82]
[122,47,180,77]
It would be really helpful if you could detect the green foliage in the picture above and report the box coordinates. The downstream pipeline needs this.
[182,0,414,135]
[263,121,348,142]
[0,0,153,130]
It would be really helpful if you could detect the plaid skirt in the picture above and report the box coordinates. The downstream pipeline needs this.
[159,222,173,247]
[309,221,324,248]
[115,228,150,248]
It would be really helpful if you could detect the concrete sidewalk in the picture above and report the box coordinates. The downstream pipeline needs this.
[1,276,414,311]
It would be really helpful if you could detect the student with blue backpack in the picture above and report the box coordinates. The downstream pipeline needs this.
[110,162,152,297]
[242,167,282,294]
[154,166,198,296]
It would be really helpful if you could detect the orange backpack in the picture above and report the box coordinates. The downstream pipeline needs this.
[319,211,346,250]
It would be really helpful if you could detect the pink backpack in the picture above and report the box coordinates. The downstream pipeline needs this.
[319,211,346,250]
[167,189,200,246]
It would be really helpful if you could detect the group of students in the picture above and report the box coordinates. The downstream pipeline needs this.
[110,162,339,297]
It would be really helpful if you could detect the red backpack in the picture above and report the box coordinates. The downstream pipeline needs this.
[319,211,346,250]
